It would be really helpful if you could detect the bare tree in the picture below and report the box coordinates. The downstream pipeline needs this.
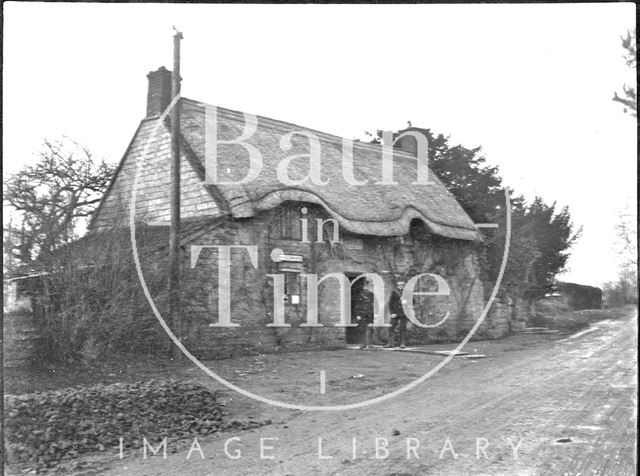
[615,205,638,268]
[613,29,637,117]
[3,137,115,265]
[603,203,639,307]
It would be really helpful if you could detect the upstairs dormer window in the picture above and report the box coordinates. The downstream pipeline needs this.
[277,204,302,240]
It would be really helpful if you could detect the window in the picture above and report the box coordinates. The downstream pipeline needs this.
[284,271,301,305]
[278,205,302,240]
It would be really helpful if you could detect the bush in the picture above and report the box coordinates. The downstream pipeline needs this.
[4,379,268,472]
[30,225,171,363]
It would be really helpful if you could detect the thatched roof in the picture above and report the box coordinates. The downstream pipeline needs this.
[179,99,481,241]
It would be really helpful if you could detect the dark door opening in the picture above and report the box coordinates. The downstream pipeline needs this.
[345,273,364,344]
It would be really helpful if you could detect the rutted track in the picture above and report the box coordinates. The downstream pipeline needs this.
[102,309,637,476]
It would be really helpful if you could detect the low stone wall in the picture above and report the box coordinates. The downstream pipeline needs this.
[3,279,45,368]
[483,300,511,338]
[3,280,41,369]
[3,310,40,368]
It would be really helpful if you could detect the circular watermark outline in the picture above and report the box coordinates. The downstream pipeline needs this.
[129,95,512,411]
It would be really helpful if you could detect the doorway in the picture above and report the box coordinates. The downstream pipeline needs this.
[345,273,365,344]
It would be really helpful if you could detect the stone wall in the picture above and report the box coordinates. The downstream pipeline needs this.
[177,207,346,359]
[3,280,40,368]
[171,204,510,358]
[12,202,513,364]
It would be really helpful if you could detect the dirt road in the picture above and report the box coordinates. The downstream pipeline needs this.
[103,310,637,475]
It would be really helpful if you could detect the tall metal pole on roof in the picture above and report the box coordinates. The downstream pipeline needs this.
[169,28,183,358]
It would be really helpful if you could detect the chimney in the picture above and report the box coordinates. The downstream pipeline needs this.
[146,66,172,118]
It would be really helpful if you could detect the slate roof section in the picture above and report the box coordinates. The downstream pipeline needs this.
[179,98,482,241]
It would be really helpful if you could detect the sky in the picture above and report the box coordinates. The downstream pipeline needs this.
[3,2,637,287]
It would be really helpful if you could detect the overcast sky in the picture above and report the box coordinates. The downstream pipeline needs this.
[3,2,636,287]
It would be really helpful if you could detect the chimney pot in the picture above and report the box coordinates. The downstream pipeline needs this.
[146,66,173,118]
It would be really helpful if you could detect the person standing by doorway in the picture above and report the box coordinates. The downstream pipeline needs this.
[353,277,375,349]
[386,280,408,348]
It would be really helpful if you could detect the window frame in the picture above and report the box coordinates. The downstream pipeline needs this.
[277,205,302,240]
[283,271,302,305]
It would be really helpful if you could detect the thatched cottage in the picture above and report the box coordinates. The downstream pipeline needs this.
[87,67,509,359]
